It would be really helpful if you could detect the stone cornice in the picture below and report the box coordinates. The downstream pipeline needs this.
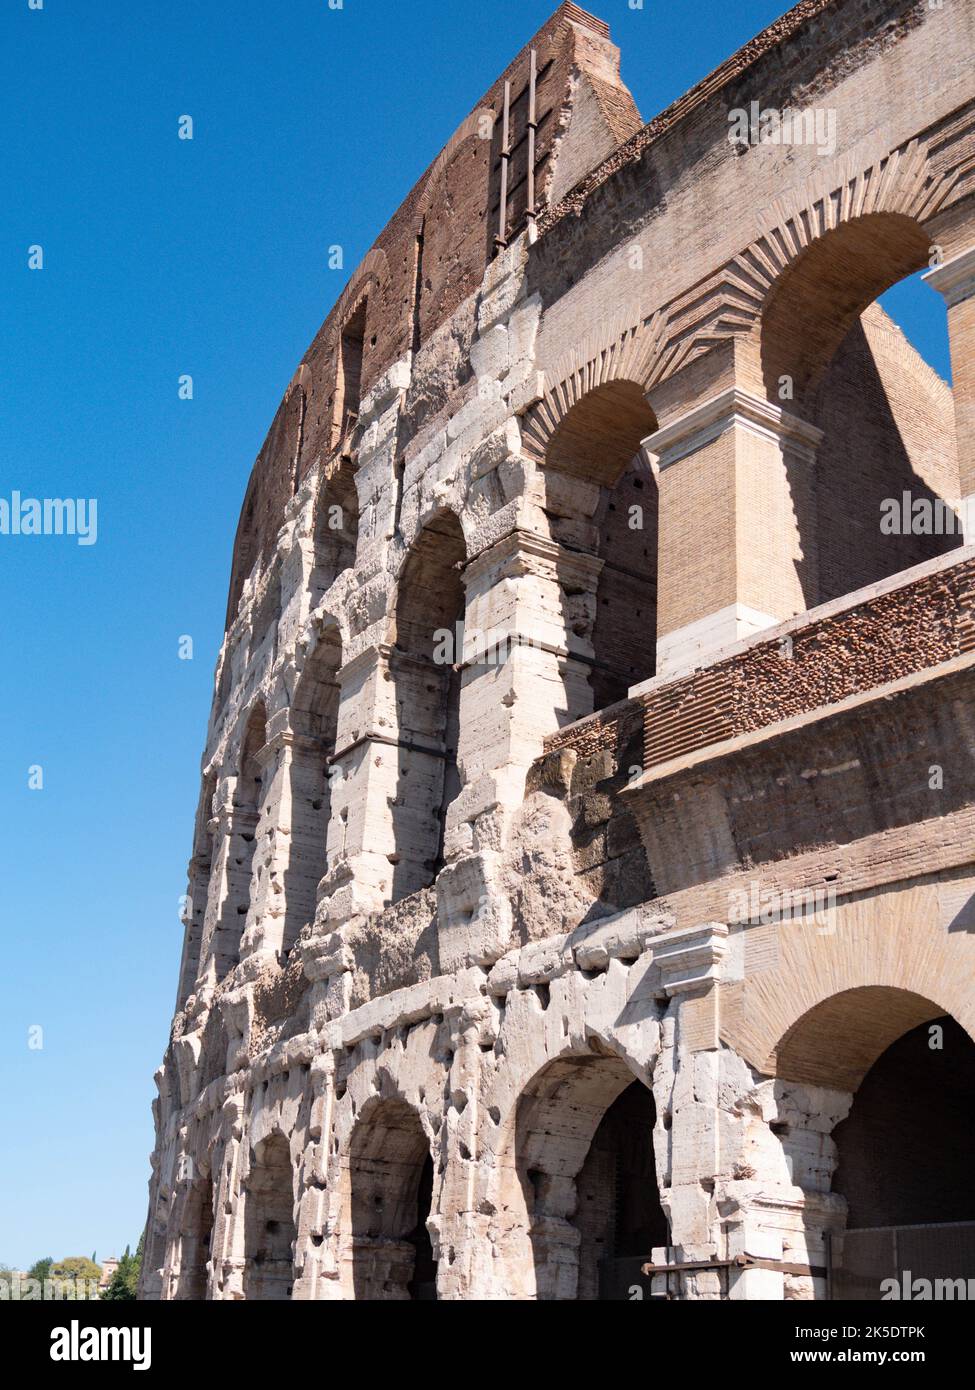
[652,922,730,996]
[923,245,975,307]
[644,388,823,469]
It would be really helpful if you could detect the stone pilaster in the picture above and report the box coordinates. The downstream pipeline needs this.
[197,790,258,985]
[316,645,400,920]
[435,999,495,1298]
[924,245,975,535]
[436,528,599,971]
[211,1093,246,1300]
[174,852,210,1010]
[646,386,822,679]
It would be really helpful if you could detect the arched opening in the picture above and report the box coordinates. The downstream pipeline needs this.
[174,1172,214,1300]
[513,1051,666,1300]
[833,1014,975,1229]
[334,299,368,447]
[388,512,466,902]
[250,565,281,663]
[176,771,217,1006]
[771,987,975,1298]
[243,1134,296,1300]
[285,625,342,949]
[346,1100,437,1300]
[310,459,359,602]
[543,381,659,711]
[760,214,960,608]
[225,487,259,629]
[210,705,266,981]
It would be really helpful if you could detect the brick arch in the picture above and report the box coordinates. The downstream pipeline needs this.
[282,616,343,948]
[413,108,495,226]
[720,887,975,1087]
[757,210,932,400]
[647,136,960,395]
[775,986,949,1092]
[392,501,471,592]
[291,609,343,702]
[388,507,467,647]
[513,1048,646,1182]
[522,311,665,461]
[310,454,359,604]
[320,248,391,360]
[540,379,658,487]
[483,967,663,1161]
[386,508,467,902]
[242,1129,298,1300]
[524,366,660,703]
[236,699,268,776]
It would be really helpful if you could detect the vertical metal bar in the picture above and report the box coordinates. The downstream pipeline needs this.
[496,79,511,249]
[527,48,537,233]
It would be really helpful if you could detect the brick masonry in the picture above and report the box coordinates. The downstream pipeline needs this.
[142,0,975,1301]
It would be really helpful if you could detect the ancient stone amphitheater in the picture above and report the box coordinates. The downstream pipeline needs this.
[141,0,975,1300]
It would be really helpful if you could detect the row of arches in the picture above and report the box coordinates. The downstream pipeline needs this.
[534,211,960,668]
[184,211,963,996]
[170,986,975,1299]
[202,430,664,988]
[229,202,963,727]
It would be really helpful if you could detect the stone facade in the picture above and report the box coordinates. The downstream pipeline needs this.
[141,0,975,1300]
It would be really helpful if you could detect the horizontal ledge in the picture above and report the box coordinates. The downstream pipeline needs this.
[626,649,975,792]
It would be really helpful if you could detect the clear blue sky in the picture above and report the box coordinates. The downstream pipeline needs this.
[0,0,949,1271]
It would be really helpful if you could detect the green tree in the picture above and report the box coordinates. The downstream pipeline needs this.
[50,1256,101,1298]
[28,1257,53,1283]
[101,1242,141,1301]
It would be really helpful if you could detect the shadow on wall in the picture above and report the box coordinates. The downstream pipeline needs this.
[517,703,654,945]
[760,212,960,609]
[514,1052,667,1301]
[346,1098,437,1301]
[808,311,960,606]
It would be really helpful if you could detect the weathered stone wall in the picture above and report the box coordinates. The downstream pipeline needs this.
[142,0,975,1301]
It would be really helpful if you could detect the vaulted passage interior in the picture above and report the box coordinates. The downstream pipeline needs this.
[286,624,342,947]
[175,1173,214,1300]
[310,459,359,603]
[243,1134,297,1300]
[389,511,466,902]
[515,1052,667,1300]
[832,1013,975,1229]
[760,212,960,608]
[773,985,975,1297]
[210,704,266,982]
[346,1100,437,1300]
[543,380,659,711]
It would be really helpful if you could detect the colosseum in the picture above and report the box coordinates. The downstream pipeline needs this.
[141,0,975,1301]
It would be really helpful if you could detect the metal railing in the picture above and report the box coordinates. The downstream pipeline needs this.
[829,1221,975,1300]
